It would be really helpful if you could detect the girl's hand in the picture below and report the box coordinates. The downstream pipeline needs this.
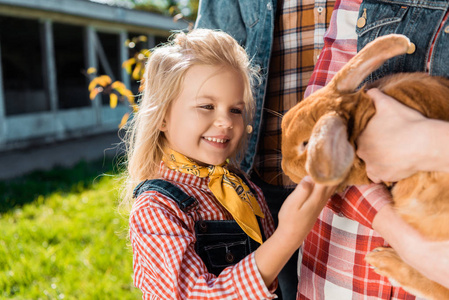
[276,177,336,247]
[254,177,336,287]
[356,88,428,183]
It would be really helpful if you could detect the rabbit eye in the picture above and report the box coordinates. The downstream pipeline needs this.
[298,141,308,154]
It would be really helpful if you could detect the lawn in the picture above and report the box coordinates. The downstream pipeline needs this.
[0,158,142,299]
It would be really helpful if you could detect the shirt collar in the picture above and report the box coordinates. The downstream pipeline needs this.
[159,162,210,190]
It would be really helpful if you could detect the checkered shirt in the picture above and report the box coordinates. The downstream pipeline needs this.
[254,0,335,186]
[130,164,277,299]
[298,0,425,298]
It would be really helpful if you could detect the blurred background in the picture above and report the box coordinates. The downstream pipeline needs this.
[0,0,197,298]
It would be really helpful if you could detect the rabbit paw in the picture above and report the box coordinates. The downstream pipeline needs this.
[365,247,406,282]
[365,247,442,299]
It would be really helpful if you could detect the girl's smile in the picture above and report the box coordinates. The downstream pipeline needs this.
[202,136,230,147]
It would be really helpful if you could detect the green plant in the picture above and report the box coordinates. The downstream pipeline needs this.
[0,159,140,299]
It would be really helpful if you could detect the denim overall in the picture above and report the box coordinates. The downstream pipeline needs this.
[356,0,449,83]
[133,179,266,277]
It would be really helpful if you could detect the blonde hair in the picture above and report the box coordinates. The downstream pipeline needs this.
[121,29,259,208]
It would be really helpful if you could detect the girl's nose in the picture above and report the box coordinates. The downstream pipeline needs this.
[214,114,233,129]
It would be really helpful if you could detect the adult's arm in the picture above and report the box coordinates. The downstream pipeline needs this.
[372,204,449,289]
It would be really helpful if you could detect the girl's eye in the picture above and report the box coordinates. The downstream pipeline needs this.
[199,104,214,110]
[231,108,243,114]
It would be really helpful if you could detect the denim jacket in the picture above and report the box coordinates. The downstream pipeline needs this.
[195,0,277,173]
[356,0,449,83]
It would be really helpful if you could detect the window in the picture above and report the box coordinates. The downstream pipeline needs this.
[0,16,48,115]
[96,31,120,106]
[53,22,90,109]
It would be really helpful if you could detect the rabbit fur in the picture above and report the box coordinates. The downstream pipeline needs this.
[281,34,449,300]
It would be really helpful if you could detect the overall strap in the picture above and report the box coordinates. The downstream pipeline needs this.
[133,179,198,213]
[133,177,265,241]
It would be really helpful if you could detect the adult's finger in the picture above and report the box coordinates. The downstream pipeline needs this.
[367,88,390,109]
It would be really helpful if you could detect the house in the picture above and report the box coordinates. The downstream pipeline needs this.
[0,0,184,151]
[0,0,185,178]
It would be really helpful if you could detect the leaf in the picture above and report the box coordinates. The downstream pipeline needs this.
[87,67,97,75]
[98,75,112,86]
[109,93,118,108]
[88,78,99,91]
[138,49,150,60]
[119,113,130,129]
[111,81,126,90]
[132,63,142,80]
[122,58,136,74]
[137,35,147,42]
[111,81,134,104]
[88,75,111,91]
[89,88,100,100]
[138,78,145,92]
[123,90,134,104]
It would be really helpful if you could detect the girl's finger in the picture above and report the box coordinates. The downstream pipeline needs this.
[308,183,337,206]
[285,176,315,208]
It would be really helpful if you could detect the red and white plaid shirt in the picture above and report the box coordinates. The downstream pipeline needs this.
[130,164,277,299]
[298,0,425,299]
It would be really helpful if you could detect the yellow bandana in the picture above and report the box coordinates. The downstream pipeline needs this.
[162,148,265,244]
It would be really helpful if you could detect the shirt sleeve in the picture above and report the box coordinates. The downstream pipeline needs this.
[129,192,277,300]
[326,184,392,229]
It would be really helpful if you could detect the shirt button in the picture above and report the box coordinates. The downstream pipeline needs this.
[317,7,324,13]
[444,26,449,34]
[267,2,272,10]
[357,17,366,28]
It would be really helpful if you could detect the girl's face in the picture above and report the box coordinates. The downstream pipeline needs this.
[162,64,245,166]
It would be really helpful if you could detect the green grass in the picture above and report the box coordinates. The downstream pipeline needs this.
[0,158,142,299]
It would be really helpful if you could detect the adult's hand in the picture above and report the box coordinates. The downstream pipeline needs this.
[356,88,427,182]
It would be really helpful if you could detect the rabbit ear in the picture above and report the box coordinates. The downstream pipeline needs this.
[333,34,412,93]
[306,112,354,185]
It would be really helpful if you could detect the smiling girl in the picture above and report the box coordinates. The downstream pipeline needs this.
[122,29,335,299]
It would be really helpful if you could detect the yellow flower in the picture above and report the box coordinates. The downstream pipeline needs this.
[122,49,151,80]
[88,75,134,108]
[87,67,97,75]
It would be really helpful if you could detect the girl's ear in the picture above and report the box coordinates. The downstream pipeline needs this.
[306,112,354,185]
[159,121,167,131]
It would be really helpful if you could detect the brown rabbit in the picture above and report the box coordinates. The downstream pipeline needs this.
[281,34,449,300]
